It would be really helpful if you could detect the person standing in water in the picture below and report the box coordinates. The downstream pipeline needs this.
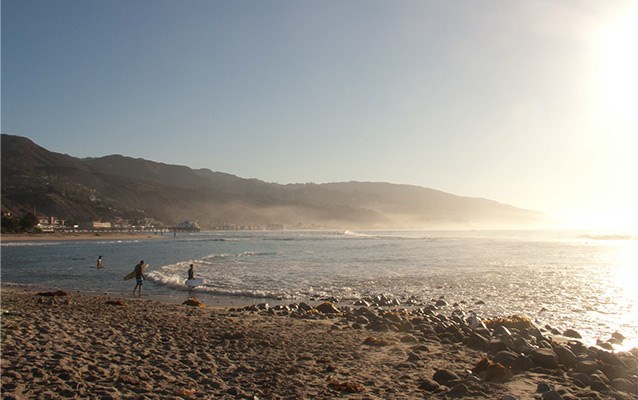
[133,260,145,296]
[97,255,103,269]
[187,264,195,280]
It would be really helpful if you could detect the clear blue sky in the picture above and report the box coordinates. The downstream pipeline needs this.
[2,0,637,229]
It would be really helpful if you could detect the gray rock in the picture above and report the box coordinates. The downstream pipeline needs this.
[574,360,599,375]
[435,299,448,307]
[611,331,626,343]
[536,382,553,393]
[541,390,563,400]
[411,344,430,352]
[488,339,508,353]
[611,378,636,394]
[400,334,418,343]
[493,350,519,368]
[432,369,460,385]
[554,345,577,367]
[591,371,610,385]
[419,378,440,392]
[298,302,312,311]
[448,383,470,397]
[590,380,609,393]
[514,354,533,371]
[467,332,489,351]
[570,372,591,387]
[563,328,582,338]
[531,348,560,369]
[596,340,614,351]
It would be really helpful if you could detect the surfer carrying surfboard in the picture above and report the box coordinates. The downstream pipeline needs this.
[132,260,146,296]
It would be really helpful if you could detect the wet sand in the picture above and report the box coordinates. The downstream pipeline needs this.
[1,232,165,242]
[1,289,637,399]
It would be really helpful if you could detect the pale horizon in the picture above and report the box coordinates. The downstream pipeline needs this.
[2,1,637,231]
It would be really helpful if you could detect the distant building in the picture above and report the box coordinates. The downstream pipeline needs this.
[37,216,65,231]
[92,221,112,229]
[176,220,200,230]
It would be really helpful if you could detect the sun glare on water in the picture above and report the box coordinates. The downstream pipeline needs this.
[608,240,638,350]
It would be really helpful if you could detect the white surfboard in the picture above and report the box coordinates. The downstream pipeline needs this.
[185,278,204,287]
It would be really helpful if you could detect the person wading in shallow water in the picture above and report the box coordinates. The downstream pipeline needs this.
[97,255,103,269]
[187,263,195,295]
[133,260,145,296]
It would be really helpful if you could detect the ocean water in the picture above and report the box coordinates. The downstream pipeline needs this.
[2,230,636,349]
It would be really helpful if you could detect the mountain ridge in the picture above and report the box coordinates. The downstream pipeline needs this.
[1,134,546,229]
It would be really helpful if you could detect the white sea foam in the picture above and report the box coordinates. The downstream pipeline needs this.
[2,230,636,348]
[1,241,64,247]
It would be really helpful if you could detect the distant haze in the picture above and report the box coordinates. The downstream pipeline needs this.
[1,134,546,230]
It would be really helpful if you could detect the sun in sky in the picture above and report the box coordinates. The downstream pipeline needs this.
[570,2,638,233]
[596,3,638,129]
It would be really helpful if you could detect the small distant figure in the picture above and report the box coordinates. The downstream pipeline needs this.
[97,255,103,269]
[133,260,146,296]
[187,263,195,280]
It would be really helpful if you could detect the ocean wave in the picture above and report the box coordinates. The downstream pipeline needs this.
[146,271,294,300]
[342,230,433,240]
[236,251,280,257]
[579,234,637,241]
[0,241,64,247]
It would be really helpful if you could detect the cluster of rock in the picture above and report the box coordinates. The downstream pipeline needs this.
[231,296,638,399]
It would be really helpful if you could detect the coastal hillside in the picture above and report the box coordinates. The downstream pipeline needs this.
[1,134,546,229]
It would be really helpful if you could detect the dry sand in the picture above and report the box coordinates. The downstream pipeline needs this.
[1,289,636,399]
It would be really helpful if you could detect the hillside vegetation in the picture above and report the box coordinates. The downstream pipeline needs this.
[1,134,545,229]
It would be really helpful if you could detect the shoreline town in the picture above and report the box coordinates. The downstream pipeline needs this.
[1,287,636,399]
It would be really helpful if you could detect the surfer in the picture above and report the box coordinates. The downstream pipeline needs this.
[132,260,145,296]
[97,255,102,269]
[187,264,195,280]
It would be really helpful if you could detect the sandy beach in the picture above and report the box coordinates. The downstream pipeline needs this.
[1,232,165,242]
[1,288,637,399]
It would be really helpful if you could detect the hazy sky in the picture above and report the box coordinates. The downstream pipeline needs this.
[2,0,637,229]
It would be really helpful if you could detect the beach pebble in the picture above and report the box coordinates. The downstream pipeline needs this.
[570,372,591,387]
[435,299,448,307]
[467,332,489,351]
[574,360,599,375]
[418,377,440,391]
[448,383,471,397]
[531,348,560,369]
[541,390,563,400]
[590,380,609,393]
[611,378,637,394]
[611,331,626,343]
[562,328,582,338]
[400,334,418,343]
[432,369,460,386]
[537,382,553,393]
[554,345,577,367]
[492,351,518,368]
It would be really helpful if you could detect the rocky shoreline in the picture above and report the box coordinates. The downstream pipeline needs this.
[1,289,637,399]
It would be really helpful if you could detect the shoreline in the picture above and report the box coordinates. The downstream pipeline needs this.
[1,232,167,242]
[2,288,637,399]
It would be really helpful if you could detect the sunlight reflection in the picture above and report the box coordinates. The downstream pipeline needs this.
[610,241,638,350]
